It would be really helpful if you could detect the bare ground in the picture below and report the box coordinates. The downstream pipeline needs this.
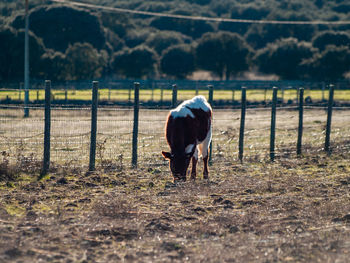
[1,151,350,262]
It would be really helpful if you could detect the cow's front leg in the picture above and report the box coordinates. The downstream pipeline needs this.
[201,144,210,180]
[190,147,198,180]
[203,155,209,179]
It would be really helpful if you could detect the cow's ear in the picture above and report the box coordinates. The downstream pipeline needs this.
[162,151,172,160]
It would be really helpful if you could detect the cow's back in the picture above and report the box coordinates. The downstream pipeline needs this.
[165,96,212,151]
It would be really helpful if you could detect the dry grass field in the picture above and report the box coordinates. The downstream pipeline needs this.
[1,106,350,262]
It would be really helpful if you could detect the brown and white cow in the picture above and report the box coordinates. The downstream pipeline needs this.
[162,95,212,182]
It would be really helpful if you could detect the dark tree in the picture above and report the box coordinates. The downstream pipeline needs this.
[12,6,106,52]
[0,26,45,81]
[196,32,252,80]
[254,38,316,80]
[41,51,68,81]
[99,12,134,38]
[125,29,152,48]
[150,14,214,39]
[160,45,195,79]
[111,46,158,79]
[219,5,270,36]
[301,45,350,81]
[105,29,125,52]
[246,13,316,49]
[312,31,350,51]
[64,43,107,81]
[145,31,190,55]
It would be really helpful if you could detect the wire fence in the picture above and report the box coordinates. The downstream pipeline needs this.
[1,81,350,173]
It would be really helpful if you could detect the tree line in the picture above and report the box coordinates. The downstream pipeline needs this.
[0,2,350,82]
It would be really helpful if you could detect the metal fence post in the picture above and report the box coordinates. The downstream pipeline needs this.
[172,84,177,108]
[325,84,334,154]
[270,87,278,161]
[239,87,247,162]
[132,82,140,167]
[19,82,23,101]
[160,85,164,106]
[65,83,68,104]
[297,87,304,156]
[89,81,99,171]
[41,80,51,176]
[208,85,213,164]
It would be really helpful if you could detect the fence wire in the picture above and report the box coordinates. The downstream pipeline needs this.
[1,104,350,170]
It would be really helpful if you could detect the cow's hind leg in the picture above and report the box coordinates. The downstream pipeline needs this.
[200,128,212,180]
[190,147,198,180]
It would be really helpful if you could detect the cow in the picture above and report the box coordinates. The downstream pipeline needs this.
[161,95,212,182]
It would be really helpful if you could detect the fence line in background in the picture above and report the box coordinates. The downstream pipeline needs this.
[0,80,344,174]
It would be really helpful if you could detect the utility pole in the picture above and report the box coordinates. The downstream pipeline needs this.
[24,0,30,117]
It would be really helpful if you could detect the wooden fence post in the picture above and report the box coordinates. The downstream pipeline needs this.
[325,84,334,153]
[89,81,99,171]
[297,87,304,156]
[270,87,278,161]
[132,82,140,167]
[172,84,177,108]
[239,87,247,162]
[41,80,51,176]
[208,85,213,164]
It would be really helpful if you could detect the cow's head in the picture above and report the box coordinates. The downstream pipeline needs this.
[162,150,192,182]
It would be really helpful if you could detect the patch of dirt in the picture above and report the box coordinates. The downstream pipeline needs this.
[1,153,350,262]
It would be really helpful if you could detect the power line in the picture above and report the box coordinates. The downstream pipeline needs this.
[51,0,350,25]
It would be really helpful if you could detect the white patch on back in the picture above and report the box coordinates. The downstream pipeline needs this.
[170,95,212,119]
[185,144,194,154]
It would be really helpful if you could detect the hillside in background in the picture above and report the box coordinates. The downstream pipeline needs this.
[0,0,350,82]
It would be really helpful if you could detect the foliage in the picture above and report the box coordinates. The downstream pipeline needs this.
[11,5,106,52]
[312,31,350,51]
[1,1,350,80]
[254,38,316,80]
[111,46,158,78]
[145,31,190,55]
[219,4,270,36]
[160,44,195,78]
[124,29,153,48]
[301,45,350,81]
[150,14,214,39]
[64,43,108,81]
[0,26,45,81]
[196,32,252,79]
